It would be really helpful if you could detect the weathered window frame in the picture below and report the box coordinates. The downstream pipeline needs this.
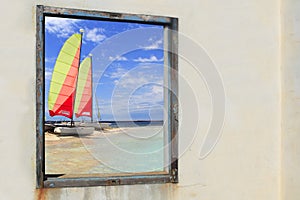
[36,5,178,188]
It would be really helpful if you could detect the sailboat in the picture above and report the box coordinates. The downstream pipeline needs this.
[48,30,95,135]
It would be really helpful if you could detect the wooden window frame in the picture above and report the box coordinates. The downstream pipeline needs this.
[36,5,178,188]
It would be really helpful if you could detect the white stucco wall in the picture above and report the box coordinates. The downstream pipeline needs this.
[0,0,281,199]
[282,0,300,199]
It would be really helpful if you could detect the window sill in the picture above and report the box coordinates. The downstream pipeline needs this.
[44,171,176,188]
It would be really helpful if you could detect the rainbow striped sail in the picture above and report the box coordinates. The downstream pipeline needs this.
[74,56,93,118]
[48,33,82,119]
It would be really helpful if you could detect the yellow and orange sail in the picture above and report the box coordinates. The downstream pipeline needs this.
[48,33,93,120]
[74,56,92,118]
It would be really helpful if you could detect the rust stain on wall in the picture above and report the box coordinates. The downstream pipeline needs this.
[36,188,48,200]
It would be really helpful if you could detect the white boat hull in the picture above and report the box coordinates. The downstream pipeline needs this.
[54,127,95,136]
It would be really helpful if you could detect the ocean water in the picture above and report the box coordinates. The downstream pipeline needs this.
[86,125,165,173]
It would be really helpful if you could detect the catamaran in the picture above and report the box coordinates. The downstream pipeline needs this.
[47,30,95,135]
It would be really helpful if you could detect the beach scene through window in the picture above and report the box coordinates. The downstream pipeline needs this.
[44,16,167,175]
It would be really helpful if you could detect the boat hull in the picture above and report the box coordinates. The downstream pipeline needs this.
[54,127,95,136]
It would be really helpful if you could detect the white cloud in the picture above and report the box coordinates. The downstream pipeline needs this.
[45,57,56,63]
[108,67,127,79]
[45,17,81,38]
[133,55,163,63]
[109,55,128,61]
[45,17,106,44]
[114,80,119,85]
[151,85,163,95]
[129,85,163,106]
[118,76,148,88]
[84,28,106,43]
[143,39,163,50]
[45,68,53,80]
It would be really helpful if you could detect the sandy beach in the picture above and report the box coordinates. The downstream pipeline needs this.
[45,125,165,175]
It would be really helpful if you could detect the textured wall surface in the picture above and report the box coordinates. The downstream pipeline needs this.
[282,0,300,199]
[0,0,281,199]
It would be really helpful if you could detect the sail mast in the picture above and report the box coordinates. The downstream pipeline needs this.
[89,54,93,123]
[71,29,84,127]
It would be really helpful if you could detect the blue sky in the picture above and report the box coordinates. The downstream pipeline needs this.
[45,16,164,121]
